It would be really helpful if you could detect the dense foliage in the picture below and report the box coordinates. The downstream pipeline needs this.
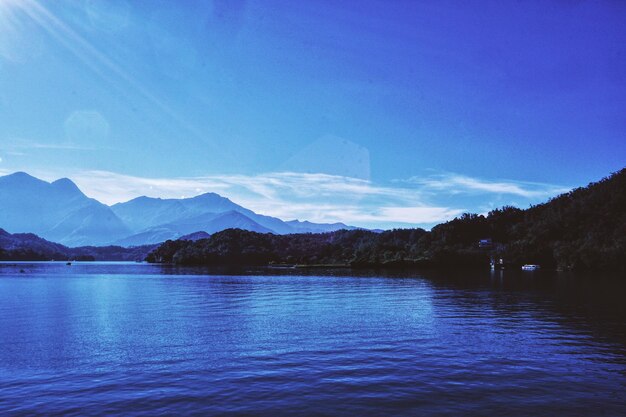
[146,228,431,267]
[148,168,626,271]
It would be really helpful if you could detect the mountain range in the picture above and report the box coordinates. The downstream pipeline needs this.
[0,172,356,247]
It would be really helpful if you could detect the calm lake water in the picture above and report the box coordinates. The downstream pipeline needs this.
[1,262,625,416]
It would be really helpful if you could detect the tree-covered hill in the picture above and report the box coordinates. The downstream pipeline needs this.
[0,229,156,261]
[146,228,430,267]
[427,167,626,270]
[148,168,626,271]
[0,229,70,261]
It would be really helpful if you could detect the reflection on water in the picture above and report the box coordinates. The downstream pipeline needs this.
[0,262,625,416]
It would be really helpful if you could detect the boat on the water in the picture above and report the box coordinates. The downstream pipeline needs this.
[522,264,540,271]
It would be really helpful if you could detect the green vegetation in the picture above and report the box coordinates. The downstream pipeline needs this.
[147,168,626,271]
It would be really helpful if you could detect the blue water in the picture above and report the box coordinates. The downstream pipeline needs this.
[1,262,625,416]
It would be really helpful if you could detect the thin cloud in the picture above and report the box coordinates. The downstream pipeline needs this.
[1,168,570,228]
[20,143,104,151]
[13,169,568,229]
[378,207,465,223]
[403,172,569,198]
[4,137,111,152]
[67,170,465,228]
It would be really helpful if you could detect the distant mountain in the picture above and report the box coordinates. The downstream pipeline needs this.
[285,220,353,234]
[111,227,182,248]
[114,211,273,246]
[111,191,356,244]
[0,172,130,246]
[0,172,359,247]
[163,210,273,236]
[110,193,240,234]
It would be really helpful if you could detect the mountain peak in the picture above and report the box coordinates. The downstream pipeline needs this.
[7,171,33,178]
[51,178,84,196]
[0,171,129,246]
[124,195,162,204]
[191,192,231,202]
[0,171,45,185]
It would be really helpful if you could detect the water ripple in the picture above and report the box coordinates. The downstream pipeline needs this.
[0,263,625,415]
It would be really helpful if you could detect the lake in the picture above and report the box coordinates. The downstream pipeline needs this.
[1,262,625,416]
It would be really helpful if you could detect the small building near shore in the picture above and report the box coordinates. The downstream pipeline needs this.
[478,238,493,249]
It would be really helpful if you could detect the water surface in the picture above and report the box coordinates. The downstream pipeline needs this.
[1,262,625,416]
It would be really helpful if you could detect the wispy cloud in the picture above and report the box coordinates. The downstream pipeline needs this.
[66,170,467,228]
[3,137,110,152]
[402,172,569,199]
[14,169,567,229]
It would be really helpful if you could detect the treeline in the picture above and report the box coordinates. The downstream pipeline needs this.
[147,168,626,271]
[146,228,433,267]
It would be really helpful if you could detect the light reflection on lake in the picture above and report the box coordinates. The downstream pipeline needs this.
[1,262,625,416]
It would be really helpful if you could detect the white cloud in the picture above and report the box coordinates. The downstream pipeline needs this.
[404,172,569,199]
[66,170,466,228]
[377,207,465,223]
[3,137,109,151]
[8,169,567,229]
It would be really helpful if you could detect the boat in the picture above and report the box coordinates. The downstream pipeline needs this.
[522,264,540,271]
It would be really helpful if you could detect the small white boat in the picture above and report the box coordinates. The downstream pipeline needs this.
[522,264,540,271]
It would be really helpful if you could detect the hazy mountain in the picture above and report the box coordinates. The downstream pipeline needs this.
[111,191,355,243]
[285,220,355,233]
[163,210,273,236]
[113,211,273,246]
[111,227,182,248]
[0,172,130,246]
[110,193,243,233]
[0,172,358,247]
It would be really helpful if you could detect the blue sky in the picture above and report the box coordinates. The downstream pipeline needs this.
[0,0,624,228]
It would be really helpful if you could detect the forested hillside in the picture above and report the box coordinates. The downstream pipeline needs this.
[147,168,626,271]
[0,229,156,262]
